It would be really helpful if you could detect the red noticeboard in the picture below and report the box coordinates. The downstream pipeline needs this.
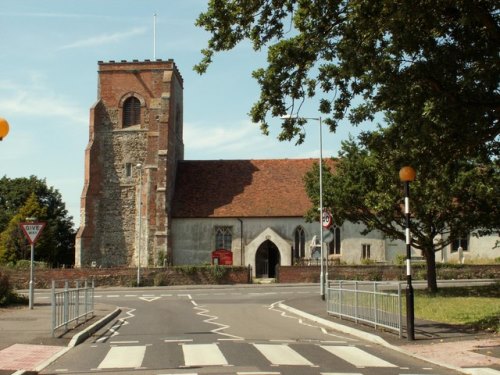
[211,249,233,265]
[19,222,46,244]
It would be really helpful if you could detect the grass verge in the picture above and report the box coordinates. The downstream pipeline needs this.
[413,283,500,333]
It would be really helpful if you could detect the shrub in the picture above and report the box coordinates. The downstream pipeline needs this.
[0,270,10,303]
[0,270,27,306]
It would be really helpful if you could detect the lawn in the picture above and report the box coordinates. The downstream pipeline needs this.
[412,284,500,332]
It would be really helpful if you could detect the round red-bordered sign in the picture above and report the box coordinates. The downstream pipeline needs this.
[322,210,333,229]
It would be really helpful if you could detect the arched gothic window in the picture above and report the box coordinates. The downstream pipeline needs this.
[123,96,141,127]
[328,226,341,255]
[294,226,306,259]
[215,226,232,250]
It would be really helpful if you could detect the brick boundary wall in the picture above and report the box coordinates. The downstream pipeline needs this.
[276,264,500,283]
[2,264,498,289]
[2,266,251,289]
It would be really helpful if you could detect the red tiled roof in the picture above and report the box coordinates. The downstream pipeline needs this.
[171,159,326,218]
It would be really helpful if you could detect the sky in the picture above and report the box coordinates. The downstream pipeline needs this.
[0,0,365,228]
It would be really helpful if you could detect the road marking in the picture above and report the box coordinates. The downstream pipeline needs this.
[237,372,280,375]
[164,338,193,343]
[321,346,397,367]
[139,296,161,302]
[96,308,135,343]
[269,339,295,343]
[254,344,315,366]
[194,304,244,340]
[160,294,173,297]
[269,301,356,342]
[125,294,137,297]
[182,343,229,366]
[98,345,146,368]
[110,340,139,344]
[321,373,363,375]
[106,294,120,298]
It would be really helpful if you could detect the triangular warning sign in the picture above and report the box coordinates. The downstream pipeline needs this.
[20,222,46,244]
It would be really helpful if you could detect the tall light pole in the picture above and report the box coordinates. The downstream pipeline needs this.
[399,166,416,341]
[136,164,143,287]
[281,115,325,300]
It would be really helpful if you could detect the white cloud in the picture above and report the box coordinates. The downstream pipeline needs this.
[183,119,333,160]
[0,79,87,126]
[58,27,147,50]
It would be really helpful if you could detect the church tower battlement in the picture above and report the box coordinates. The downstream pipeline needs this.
[75,59,184,268]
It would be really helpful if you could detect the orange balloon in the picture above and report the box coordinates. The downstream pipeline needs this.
[0,118,9,140]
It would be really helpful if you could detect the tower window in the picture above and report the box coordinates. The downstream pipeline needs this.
[124,163,132,177]
[123,96,141,127]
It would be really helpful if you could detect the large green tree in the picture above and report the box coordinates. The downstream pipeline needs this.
[195,0,499,155]
[0,176,75,266]
[304,128,500,292]
[0,193,47,263]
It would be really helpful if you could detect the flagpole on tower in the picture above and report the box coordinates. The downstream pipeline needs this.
[153,13,157,60]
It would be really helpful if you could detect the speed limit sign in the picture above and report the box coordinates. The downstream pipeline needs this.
[322,210,333,228]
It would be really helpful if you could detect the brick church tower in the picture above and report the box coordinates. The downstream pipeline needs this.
[75,60,183,268]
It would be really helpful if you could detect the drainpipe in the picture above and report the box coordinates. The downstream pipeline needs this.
[237,218,243,265]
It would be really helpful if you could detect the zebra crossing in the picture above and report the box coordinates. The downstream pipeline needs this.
[89,341,434,374]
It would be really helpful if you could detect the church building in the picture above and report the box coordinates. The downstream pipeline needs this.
[75,60,499,275]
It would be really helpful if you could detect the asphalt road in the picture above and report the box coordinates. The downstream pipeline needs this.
[38,285,461,375]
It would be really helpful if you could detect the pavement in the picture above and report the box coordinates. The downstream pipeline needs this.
[0,286,498,375]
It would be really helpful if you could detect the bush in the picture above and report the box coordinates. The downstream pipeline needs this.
[0,270,26,306]
[0,270,10,303]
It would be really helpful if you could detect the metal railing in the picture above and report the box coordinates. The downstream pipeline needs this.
[326,280,403,337]
[51,279,94,337]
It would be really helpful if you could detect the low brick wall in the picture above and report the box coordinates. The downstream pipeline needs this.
[277,264,500,283]
[2,266,251,289]
[2,264,498,289]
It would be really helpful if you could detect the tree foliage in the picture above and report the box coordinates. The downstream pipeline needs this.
[195,0,499,154]
[304,130,500,292]
[0,176,75,266]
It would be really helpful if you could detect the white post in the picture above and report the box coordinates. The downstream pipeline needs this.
[29,243,34,309]
[319,117,325,300]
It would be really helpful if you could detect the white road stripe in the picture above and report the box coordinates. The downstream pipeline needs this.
[254,344,314,366]
[98,345,146,368]
[321,346,397,367]
[182,343,228,367]
[110,340,139,344]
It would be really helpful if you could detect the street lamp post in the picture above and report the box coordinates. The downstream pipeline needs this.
[136,164,143,287]
[399,166,416,341]
[281,115,325,300]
